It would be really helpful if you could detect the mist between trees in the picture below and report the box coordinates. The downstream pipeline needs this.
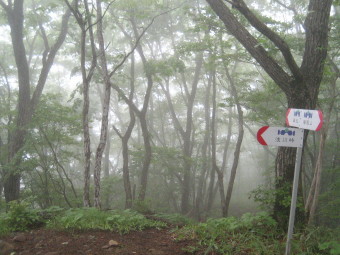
[0,0,339,228]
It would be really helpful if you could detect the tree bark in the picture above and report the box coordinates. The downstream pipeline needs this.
[205,68,217,214]
[216,108,232,217]
[0,0,72,202]
[112,16,156,203]
[66,0,98,208]
[181,53,203,215]
[206,0,332,227]
[112,51,136,209]
[129,19,154,202]
[305,59,339,225]
[224,66,244,216]
[194,77,211,220]
[93,0,112,209]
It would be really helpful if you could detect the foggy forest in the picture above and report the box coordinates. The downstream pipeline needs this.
[0,0,339,254]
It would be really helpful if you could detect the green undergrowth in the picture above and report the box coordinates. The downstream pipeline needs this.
[153,213,195,226]
[1,203,339,254]
[0,202,166,236]
[46,208,167,234]
[0,201,46,235]
[174,212,340,255]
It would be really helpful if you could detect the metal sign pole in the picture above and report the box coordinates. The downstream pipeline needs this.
[285,146,303,255]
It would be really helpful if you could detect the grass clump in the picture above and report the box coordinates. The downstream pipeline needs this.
[153,213,195,226]
[175,212,340,255]
[177,212,283,255]
[47,208,167,234]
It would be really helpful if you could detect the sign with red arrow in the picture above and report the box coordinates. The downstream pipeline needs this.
[257,109,322,255]
[257,126,304,148]
[286,108,323,131]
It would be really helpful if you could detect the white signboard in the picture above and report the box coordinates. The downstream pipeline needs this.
[286,108,323,131]
[257,126,304,148]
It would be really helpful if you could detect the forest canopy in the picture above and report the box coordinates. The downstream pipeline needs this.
[0,0,339,233]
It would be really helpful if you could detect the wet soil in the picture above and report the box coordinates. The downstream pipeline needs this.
[2,228,200,255]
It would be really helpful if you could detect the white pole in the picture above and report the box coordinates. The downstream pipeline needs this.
[285,145,303,255]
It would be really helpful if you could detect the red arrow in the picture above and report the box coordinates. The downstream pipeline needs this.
[316,111,323,131]
[285,108,291,125]
[257,126,269,145]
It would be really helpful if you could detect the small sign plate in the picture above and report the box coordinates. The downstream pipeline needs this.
[286,108,323,131]
[257,126,304,148]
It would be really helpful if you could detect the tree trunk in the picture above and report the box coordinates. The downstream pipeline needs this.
[122,53,136,209]
[103,129,111,209]
[181,52,203,215]
[206,0,332,226]
[224,66,244,216]
[305,62,338,225]
[1,0,71,202]
[137,116,152,201]
[66,0,98,208]
[112,51,136,209]
[122,131,134,208]
[111,17,154,203]
[129,20,154,202]
[93,0,112,209]
[205,68,217,214]
[2,0,31,202]
[194,78,211,220]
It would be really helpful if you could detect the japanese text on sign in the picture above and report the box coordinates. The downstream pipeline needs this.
[286,108,323,131]
[257,126,304,148]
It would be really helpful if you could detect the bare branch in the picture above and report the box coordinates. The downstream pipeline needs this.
[109,7,179,78]
[112,125,123,139]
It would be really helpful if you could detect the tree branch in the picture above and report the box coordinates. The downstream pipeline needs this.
[231,0,303,81]
[0,0,9,11]
[30,3,73,111]
[109,7,178,78]
[206,0,292,94]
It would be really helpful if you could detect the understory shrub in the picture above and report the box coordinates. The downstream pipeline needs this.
[0,214,11,236]
[175,212,339,255]
[47,208,167,234]
[4,201,44,232]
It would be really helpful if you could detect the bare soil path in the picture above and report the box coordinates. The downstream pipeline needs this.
[2,228,199,255]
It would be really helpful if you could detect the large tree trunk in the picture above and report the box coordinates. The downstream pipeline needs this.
[1,0,71,202]
[273,85,321,228]
[206,0,332,227]
[3,0,31,203]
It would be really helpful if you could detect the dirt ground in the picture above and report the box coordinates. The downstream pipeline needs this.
[2,227,200,255]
